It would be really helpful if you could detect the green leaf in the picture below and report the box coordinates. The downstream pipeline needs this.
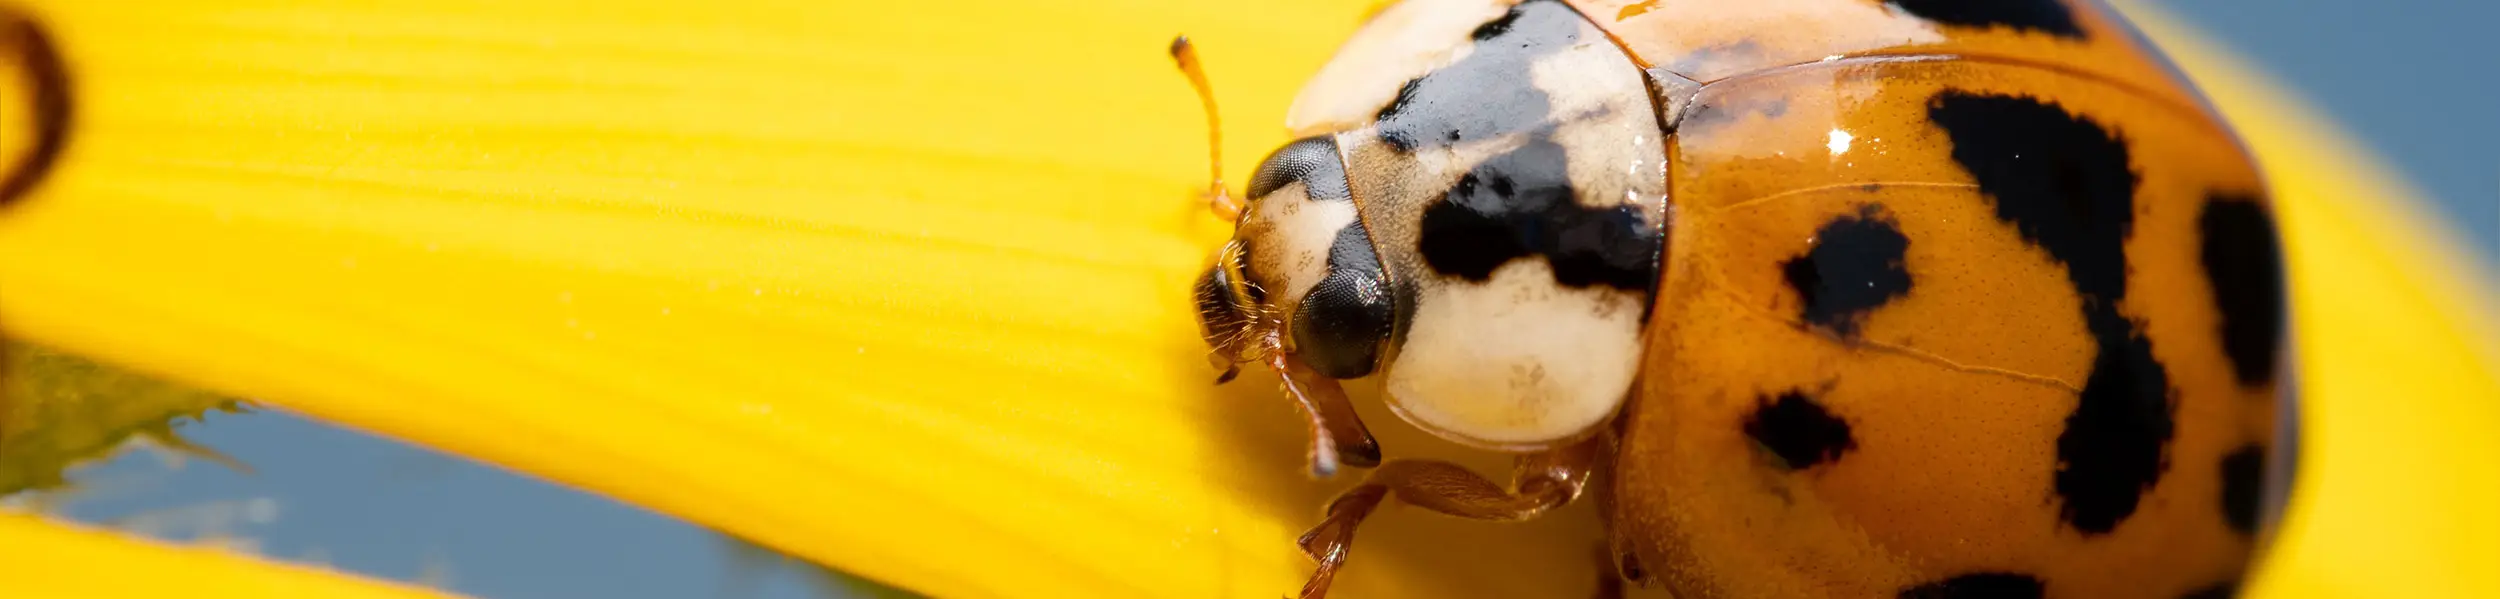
[0,340,253,496]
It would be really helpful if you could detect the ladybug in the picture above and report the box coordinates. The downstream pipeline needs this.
[1175,0,2295,597]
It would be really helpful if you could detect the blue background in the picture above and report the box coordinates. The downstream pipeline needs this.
[41,2,2498,598]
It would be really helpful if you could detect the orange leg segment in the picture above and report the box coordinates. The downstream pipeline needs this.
[1291,435,1608,599]
[1270,353,1381,478]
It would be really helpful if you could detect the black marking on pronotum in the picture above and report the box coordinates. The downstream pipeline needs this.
[1744,390,1857,470]
[1783,204,1913,338]
[2220,443,2265,536]
[1885,0,2086,39]
[1928,90,2172,535]
[1372,0,1579,152]
[1375,78,1422,125]
[0,9,72,208]
[1293,222,1395,379]
[1416,138,1661,293]
[1898,573,2046,599]
[2197,194,2286,387]
[1245,136,1352,203]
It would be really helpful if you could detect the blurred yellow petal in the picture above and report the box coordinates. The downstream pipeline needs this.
[0,2,2487,599]
[0,513,468,598]
[0,0,1599,597]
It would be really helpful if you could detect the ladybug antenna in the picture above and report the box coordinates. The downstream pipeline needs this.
[1169,35,1242,223]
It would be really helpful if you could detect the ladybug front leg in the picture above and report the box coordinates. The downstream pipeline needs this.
[1291,434,1607,599]
[1270,352,1382,478]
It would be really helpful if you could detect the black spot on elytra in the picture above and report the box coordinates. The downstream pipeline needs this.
[2198,195,2286,386]
[0,11,72,208]
[1293,222,1395,379]
[2220,443,2265,536]
[1783,205,1913,338]
[2182,581,2240,599]
[1373,0,1578,152]
[1417,138,1661,292]
[1928,91,2172,535]
[1887,0,2085,39]
[1899,573,2045,599]
[1245,136,1352,203]
[1744,390,1856,469]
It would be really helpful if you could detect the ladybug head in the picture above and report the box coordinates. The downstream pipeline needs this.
[1194,136,1396,384]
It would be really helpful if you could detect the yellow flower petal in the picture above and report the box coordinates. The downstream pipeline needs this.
[0,512,468,598]
[0,1,2487,599]
[0,1,1598,596]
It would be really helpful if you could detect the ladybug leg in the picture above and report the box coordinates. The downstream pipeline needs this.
[1271,353,1382,478]
[1291,435,1606,599]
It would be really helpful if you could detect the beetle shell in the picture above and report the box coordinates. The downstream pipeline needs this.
[1222,0,2293,596]
[1621,58,2282,598]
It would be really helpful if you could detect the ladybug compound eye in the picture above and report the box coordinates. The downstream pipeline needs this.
[1193,265,1246,348]
[1193,240,1263,373]
[1192,265,1246,383]
[1288,221,1393,379]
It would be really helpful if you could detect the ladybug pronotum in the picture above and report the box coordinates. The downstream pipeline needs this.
[1178,0,2295,597]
